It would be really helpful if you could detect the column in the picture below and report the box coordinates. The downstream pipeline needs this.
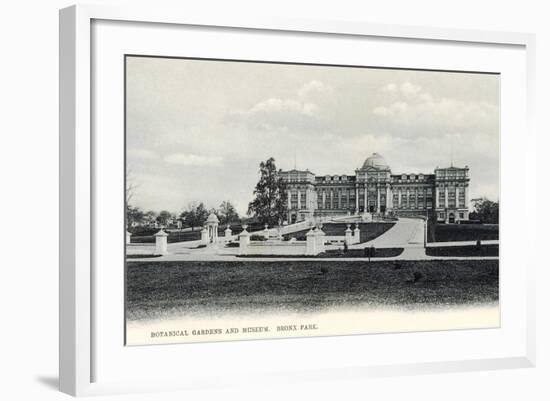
[224,225,232,241]
[444,186,449,208]
[415,188,418,210]
[364,184,367,212]
[376,186,381,212]
[355,184,359,214]
[386,186,391,210]
[424,188,427,210]
[406,188,410,209]
[322,190,326,209]
[287,190,291,209]
[435,187,440,208]
[465,185,469,209]
[456,186,460,208]
[297,189,301,210]
[154,229,168,255]
[345,224,353,246]
[306,229,317,255]
[398,188,402,208]
[353,224,361,244]
[238,228,250,255]
[330,190,334,209]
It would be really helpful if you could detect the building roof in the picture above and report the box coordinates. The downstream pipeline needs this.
[361,153,390,170]
[206,213,219,224]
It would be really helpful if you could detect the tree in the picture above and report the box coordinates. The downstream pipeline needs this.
[125,169,140,229]
[180,202,209,230]
[247,157,288,226]
[156,210,172,226]
[470,198,499,224]
[218,200,240,226]
[144,210,157,226]
[126,206,144,229]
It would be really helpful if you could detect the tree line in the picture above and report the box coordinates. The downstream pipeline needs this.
[126,200,241,230]
[126,157,289,230]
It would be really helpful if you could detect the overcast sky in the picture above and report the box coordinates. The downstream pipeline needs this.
[126,56,499,215]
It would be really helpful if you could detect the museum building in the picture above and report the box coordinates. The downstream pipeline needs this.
[279,153,470,224]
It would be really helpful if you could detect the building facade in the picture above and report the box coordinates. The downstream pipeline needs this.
[279,153,470,224]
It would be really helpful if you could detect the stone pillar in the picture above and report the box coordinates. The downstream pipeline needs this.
[353,224,361,244]
[154,229,168,255]
[363,184,367,212]
[456,186,460,209]
[316,227,326,253]
[287,190,291,209]
[224,225,232,242]
[376,186,381,212]
[200,227,208,246]
[126,231,131,245]
[306,229,317,255]
[263,224,270,239]
[435,187,440,208]
[345,224,353,246]
[297,189,301,210]
[386,186,391,210]
[398,188,402,208]
[444,186,449,208]
[238,227,250,255]
[424,218,428,248]
[322,191,326,209]
[355,185,359,213]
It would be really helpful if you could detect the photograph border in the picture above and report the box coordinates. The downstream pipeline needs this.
[60,4,536,396]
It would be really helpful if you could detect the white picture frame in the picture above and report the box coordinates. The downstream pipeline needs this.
[59,4,536,397]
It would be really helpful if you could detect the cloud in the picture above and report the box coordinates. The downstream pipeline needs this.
[247,97,319,116]
[382,83,397,92]
[382,82,420,95]
[164,153,222,167]
[371,82,498,137]
[400,82,421,95]
[225,80,335,132]
[297,80,332,98]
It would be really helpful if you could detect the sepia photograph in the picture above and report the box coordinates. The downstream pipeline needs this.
[124,55,500,346]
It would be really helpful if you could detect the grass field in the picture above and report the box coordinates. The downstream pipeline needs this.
[236,248,404,258]
[126,259,498,321]
[431,224,499,243]
[426,245,499,257]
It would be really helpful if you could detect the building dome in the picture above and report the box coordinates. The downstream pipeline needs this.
[362,153,390,170]
[206,213,219,224]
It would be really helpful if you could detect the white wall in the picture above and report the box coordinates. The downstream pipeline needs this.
[0,0,548,400]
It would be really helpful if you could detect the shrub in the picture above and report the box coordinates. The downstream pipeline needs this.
[250,235,267,241]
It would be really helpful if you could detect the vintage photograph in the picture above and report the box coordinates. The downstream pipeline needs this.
[124,56,500,346]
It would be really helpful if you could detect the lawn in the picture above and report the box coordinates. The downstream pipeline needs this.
[130,230,201,244]
[426,245,499,257]
[431,224,499,243]
[126,259,498,321]
[236,248,404,258]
